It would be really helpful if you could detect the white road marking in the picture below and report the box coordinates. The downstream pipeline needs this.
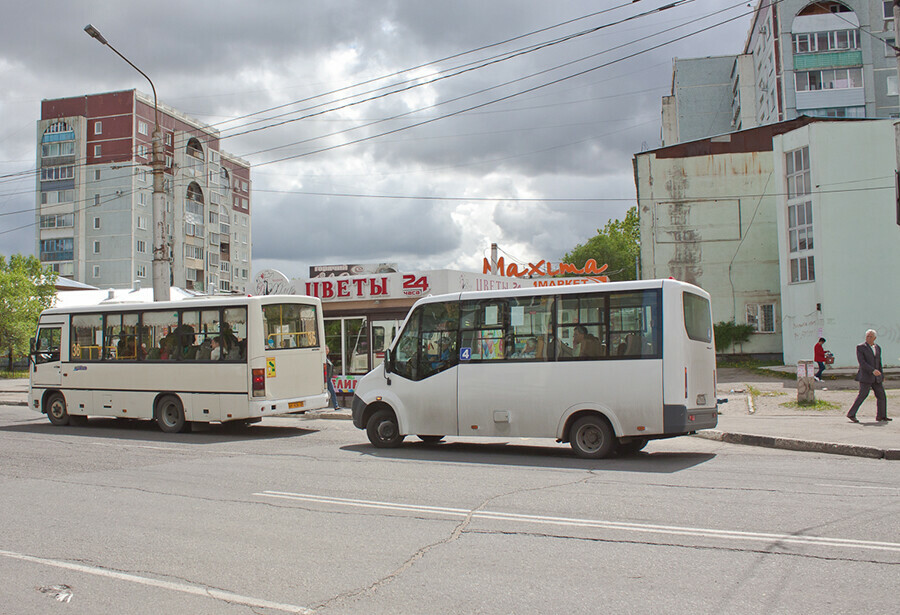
[0,549,312,614]
[256,491,900,555]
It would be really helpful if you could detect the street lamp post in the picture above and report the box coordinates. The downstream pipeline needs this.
[84,24,170,301]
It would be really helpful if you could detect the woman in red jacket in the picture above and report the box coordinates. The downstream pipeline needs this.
[814,337,827,381]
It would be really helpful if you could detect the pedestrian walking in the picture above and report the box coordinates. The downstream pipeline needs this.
[814,337,827,381]
[325,345,340,410]
[846,329,889,423]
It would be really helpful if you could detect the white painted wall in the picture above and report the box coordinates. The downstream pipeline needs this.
[774,119,900,367]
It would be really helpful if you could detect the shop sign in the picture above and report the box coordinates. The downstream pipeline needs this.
[304,274,431,301]
[333,375,359,394]
[482,257,609,280]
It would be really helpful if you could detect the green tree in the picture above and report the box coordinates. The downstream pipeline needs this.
[562,206,640,281]
[0,254,57,371]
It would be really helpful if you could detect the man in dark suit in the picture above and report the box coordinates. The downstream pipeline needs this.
[847,329,889,423]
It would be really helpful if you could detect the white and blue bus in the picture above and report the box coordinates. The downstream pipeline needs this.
[351,279,717,458]
[29,295,329,432]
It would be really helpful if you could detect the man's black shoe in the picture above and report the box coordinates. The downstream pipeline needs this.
[847,416,859,423]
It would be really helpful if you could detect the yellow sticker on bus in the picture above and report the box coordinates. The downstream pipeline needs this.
[266,358,276,378]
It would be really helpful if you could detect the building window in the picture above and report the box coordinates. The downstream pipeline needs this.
[164,132,172,146]
[93,241,101,254]
[49,262,74,277]
[746,303,776,333]
[40,238,74,261]
[94,169,101,180]
[139,192,147,206]
[136,239,146,253]
[785,147,810,199]
[95,194,101,206]
[40,214,74,228]
[786,146,814,284]
[94,217,101,230]
[94,144,101,157]
[93,265,101,278]
[884,1,894,20]
[40,165,75,181]
[220,280,231,292]
[137,215,147,230]
[185,245,204,260]
[138,120,149,135]
[94,121,102,135]
[802,106,865,118]
[795,67,862,92]
[137,265,147,278]
[137,144,148,158]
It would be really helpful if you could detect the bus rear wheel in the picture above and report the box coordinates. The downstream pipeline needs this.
[155,395,187,433]
[366,409,404,448]
[46,393,70,426]
[570,415,615,459]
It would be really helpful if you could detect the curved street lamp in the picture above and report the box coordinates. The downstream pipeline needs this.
[84,24,170,301]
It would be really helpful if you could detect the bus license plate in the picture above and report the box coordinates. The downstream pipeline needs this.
[288,401,304,409]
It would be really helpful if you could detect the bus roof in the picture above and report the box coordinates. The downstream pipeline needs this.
[39,294,320,317]
[406,278,708,306]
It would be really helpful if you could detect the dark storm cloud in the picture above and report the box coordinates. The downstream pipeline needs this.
[0,1,753,274]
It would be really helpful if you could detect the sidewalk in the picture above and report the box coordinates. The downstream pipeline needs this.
[707,368,900,460]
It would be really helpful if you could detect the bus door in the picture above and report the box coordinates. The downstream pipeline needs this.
[32,321,63,388]
[388,302,458,437]
[456,296,555,438]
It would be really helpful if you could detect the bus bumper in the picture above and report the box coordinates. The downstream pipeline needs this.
[251,392,330,417]
[663,405,718,434]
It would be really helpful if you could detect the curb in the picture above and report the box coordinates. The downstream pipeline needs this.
[694,430,900,460]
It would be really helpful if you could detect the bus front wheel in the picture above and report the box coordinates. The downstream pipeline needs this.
[570,415,615,459]
[46,393,70,426]
[155,395,187,433]
[366,409,404,448]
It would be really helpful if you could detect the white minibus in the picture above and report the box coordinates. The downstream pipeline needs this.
[351,279,717,458]
[29,295,329,432]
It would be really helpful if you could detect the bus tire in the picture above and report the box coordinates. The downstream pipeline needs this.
[366,408,404,448]
[155,395,187,433]
[417,435,444,444]
[570,415,615,459]
[46,393,70,426]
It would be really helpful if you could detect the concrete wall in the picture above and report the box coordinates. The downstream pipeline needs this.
[635,147,783,355]
[774,119,900,367]
[668,56,739,145]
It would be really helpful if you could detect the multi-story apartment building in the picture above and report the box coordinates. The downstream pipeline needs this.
[662,0,899,145]
[36,89,252,293]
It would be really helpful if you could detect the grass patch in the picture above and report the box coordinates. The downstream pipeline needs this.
[780,399,841,410]
[0,371,27,379]
[717,356,796,380]
[746,385,785,399]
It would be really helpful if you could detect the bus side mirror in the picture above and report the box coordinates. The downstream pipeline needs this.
[384,348,392,374]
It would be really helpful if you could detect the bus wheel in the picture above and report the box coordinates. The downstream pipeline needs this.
[155,395,187,433]
[46,393,70,426]
[617,438,648,456]
[366,409,404,448]
[417,435,444,444]
[570,415,615,459]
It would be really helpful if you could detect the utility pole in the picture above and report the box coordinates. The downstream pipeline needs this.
[84,25,170,301]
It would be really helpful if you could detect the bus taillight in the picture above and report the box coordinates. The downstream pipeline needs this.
[252,368,266,397]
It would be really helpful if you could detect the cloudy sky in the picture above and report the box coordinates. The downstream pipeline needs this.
[0,0,753,280]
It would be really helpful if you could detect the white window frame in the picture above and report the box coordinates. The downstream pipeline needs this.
[94,121,102,135]
[93,241,101,255]
[136,265,147,278]
[138,120,149,135]
[746,303,776,333]
[94,144,101,157]
[136,239,147,254]
[94,217,101,230]
[92,265,101,278]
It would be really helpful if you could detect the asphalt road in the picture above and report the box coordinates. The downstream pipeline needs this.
[1,403,898,614]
